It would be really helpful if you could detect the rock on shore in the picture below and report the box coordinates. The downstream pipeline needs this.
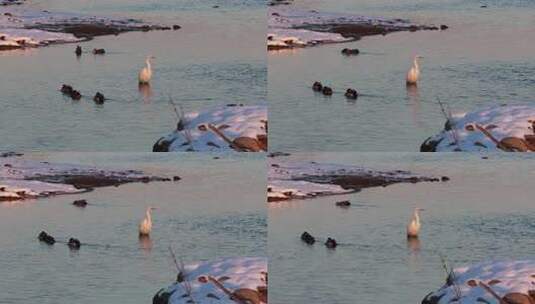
[421,105,535,152]
[153,257,267,304]
[0,153,172,201]
[268,7,444,50]
[268,158,444,202]
[1,3,173,50]
[422,260,535,304]
[153,105,267,152]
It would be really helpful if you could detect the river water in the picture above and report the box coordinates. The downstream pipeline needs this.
[269,152,535,303]
[268,0,535,151]
[0,0,266,151]
[0,153,267,303]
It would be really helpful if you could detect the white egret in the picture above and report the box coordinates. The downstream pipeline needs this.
[406,55,423,86]
[138,56,155,84]
[139,207,156,236]
[407,208,424,238]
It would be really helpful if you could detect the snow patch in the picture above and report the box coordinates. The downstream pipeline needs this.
[268,159,440,201]
[0,155,164,201]
[423,260,535,304]
[154,105,267,152]
[0,28,80,49]
[156,257,267,304]
[268,7,438,49]
[422,105,535,152]
[268,28,350,50]
[0,4,167,50]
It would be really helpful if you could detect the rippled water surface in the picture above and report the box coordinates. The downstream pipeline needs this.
[269,0,535,151]
[269,153,535,303]
[0,0,266,151]
[0,153,266,303]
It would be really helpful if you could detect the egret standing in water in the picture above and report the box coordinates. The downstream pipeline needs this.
[138,56,155,84]
[139,207,156,237]
[406,55,423,86]
[407,208,424,238]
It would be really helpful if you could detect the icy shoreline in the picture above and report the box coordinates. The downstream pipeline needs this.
[422,260,535,304]
[421,105,535,152]
[0,1,173,50]
[268,157,445,202]
[153,105,268,152]
[268,7,445,50]
[0,154,173,201]
[153,257,267,304]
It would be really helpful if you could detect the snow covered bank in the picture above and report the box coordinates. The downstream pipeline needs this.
[0,180,82,201]
[421,105,535,152]
[0,3,173,50]
[422,260,535,304]
[0,154,174,201]
[268,28,351,50]
[0,28,80,49]
[153,257,267,304]
[268,7,444,50]
[153,105,267,152]
[268,157,445,202]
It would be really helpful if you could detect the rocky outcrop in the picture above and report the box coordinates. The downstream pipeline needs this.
[268,158,448,202]
[0,154,176,202]
[421,105,535,152]
[153,105,267,152]
[422,260,535,304]
[268,7,447,50]
[153,257,267,304]
[1,3,177,51]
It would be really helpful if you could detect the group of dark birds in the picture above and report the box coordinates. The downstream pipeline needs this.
[312,81,359,100]
[310,47,361,99]
[37,199,92,249]
[301,231,338,249]
[38,231,81,250]
[61,84,106,104]
[64,46,107,104]
[298,200,355,249]
[75,45,106,56]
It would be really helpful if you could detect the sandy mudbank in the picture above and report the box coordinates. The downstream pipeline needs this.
[422,260,535,304]
[0,153,173,201]
[421,105,535,152]
[268,157,445,202]
[0,2,174,50]
[153,257,267,304]
[268,7,445,50]
[153,105,267,152]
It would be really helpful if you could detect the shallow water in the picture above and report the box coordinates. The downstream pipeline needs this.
[269,0,535,152]
[269,153,535,303]
[0,153,266,304]
[0,0,266,151]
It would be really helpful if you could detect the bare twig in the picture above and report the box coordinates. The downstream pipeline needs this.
[168,96,194,148]
[168,246,196,303]
[475,124,512,152]
[478,282,506,304]
[168,97,182,124]
[440,255,462,300]
[207,124,245,152]
[436,96,449,120]
[436,97,461,149]
[168,245,181,273]
[208,276,248,304]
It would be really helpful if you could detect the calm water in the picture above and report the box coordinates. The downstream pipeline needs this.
[0,0,266,151]
[0,153,267,304]
[269,153,535,303]
[269,0,535,152]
